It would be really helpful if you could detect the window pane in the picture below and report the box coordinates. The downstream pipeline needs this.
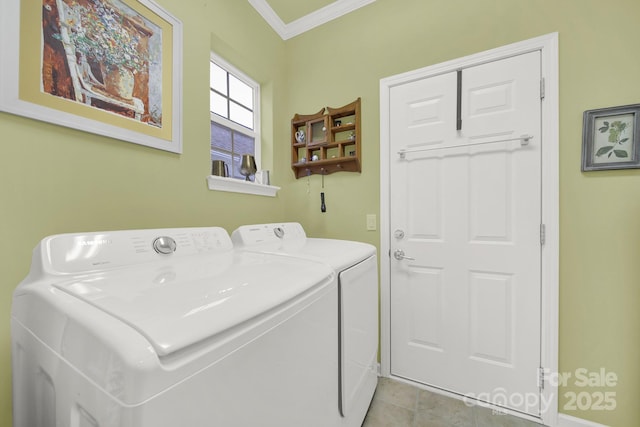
[229,75,253,110]
[211,150,233,176]
[234,132,255,156]
[230,154,243,179]
[211,122,233,152]
[211,150,233,163]
[210,91,228,118]
[209,62,227,95]
[229,101,253,129]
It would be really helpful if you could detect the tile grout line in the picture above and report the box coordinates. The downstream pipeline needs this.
[412,387,419,427]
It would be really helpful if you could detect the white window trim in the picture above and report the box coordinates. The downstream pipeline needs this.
[209,52,261,168]
[206,175,280,197]
[207,52,277,196]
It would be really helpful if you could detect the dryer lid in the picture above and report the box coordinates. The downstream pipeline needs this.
[53,251,334,356]
[232,223,376,271]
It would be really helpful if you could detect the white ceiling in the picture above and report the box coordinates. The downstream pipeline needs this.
[248,0,376,40]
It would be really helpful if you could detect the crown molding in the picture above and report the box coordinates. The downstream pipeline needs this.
[249,0,376,40]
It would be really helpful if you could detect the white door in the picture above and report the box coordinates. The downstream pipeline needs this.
[389,51,542,416]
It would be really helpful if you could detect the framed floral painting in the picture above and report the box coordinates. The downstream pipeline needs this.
[582,104,640,171]
[0,0,183,153]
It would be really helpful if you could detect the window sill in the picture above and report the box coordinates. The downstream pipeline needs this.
[206,175,280,197]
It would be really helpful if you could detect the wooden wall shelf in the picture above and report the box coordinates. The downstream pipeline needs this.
[291,98,361,179]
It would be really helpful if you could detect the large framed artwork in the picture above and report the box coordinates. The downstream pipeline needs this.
[582,104,640,171]
[0,0,183,153]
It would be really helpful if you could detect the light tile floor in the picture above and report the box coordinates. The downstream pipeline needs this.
[362,378,545,427]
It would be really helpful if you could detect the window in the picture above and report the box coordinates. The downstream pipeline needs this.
[209,54,260,179]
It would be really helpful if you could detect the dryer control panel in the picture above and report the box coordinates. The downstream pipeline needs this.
[231,222,306,247]
[36,227,233,275]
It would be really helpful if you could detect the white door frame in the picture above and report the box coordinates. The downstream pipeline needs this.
[379,33,559,426]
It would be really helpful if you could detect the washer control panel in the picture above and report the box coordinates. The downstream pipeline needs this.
[41,227,233,274]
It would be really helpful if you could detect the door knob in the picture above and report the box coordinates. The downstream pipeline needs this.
[394,229,405,239]
[393,249,415,261]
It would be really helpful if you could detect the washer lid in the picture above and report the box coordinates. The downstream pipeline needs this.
[52,251,334,357]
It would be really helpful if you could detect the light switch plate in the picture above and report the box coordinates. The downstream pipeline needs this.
[366,214,377,231]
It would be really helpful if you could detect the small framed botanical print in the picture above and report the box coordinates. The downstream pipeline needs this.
[582,104,640,171]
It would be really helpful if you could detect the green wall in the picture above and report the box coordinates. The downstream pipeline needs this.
[0,1,287,425]
[1,0,639,426]
[280,0,640,425]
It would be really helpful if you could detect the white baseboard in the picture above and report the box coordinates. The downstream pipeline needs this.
[557,413,608,427]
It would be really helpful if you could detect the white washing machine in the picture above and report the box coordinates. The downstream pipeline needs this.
[11,227,341,427]
[231,222,379,427]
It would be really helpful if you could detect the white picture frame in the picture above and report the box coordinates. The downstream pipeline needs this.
[0,0,183,153]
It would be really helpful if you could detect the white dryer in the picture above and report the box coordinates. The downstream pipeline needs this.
[231,222,379,427]
[12,227,340,427]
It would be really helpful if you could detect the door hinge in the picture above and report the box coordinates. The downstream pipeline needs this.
[538,367,546,390]
[540,224,546,246]
[456,70,463,130]
[540,78,546,100]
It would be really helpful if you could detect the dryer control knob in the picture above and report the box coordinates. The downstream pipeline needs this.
[153,236,177,255]
[274,227,285,239]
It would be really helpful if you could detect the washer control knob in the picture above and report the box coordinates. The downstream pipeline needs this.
[274,227,285,239]
[153,236,177,255]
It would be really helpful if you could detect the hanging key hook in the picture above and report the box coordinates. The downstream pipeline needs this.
[320,168,326,212]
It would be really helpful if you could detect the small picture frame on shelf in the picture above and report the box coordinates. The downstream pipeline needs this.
[582,104,640,171]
